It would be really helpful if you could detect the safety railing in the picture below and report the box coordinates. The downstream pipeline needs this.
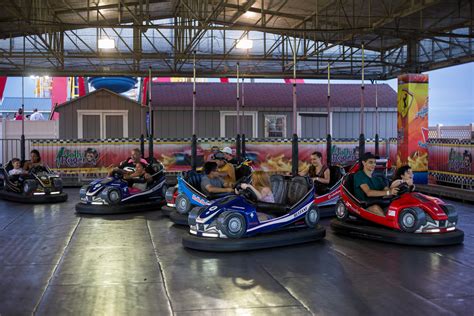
[1,137,471,189]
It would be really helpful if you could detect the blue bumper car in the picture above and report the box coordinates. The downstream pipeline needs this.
[166,162,253,225]
[75,160,167,215]
[182,175,326,252]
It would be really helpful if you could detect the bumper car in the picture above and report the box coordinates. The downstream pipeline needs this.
[330,162,464,246]
[182,175,326,252]
[165,161,253,225]
[75,159,167,215]
[0,162,67,203]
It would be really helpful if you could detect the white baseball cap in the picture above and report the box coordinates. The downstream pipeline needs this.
[222,147,233,155]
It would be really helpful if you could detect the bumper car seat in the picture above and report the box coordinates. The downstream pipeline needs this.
[270,175,288,204]
[287,176,312,206]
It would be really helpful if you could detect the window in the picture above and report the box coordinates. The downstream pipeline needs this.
[264,115,286,138]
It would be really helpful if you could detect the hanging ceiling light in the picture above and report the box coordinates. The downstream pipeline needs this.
[236,38,253,49]
[98,38,115,49]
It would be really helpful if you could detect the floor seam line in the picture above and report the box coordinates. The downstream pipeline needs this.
[31,216,83,315]
[260,264,314,316]
[146,219,174,315]
[0,209,29,231]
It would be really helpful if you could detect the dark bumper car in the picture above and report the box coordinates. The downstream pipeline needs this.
[182,175,326,252]
[168,162,253,225]
[75,159,167,215]
[0,163,67,203]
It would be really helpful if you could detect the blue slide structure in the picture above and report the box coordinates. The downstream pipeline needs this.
[88,77,137,94]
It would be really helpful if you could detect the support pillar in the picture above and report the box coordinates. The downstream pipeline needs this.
[397,74,429,184]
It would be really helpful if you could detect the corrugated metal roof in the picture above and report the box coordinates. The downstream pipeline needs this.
[55,88,142,109]
[151,83,396,109]
[1,97,51,112]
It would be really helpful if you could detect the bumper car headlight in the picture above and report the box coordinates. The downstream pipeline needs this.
[165,187,176,203]
[53,178,63,190]
[79,185,89,197]
[188,207,204,226]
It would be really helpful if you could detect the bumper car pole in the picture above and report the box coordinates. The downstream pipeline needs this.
[291,37,298,177]
[375,79,380,156]
[21,74,25,161]
[236,62,241,160]
[191,51,197,171]
[148,67,154,160]
[241,77,246,159]
[359,43,366,159]
[326,64,332,167]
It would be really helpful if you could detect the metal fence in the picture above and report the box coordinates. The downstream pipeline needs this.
[428,124,473,140]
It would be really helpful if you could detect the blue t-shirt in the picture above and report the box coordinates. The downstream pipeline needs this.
[201,175,224,195]
[353,170,386,201]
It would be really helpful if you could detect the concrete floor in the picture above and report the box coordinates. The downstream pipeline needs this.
[0,188,473,315]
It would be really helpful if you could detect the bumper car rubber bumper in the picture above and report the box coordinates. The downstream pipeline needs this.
[169,211,188,226]
[75,199,165,215]
[0,190,68,203]
[161,205,175,217]
[330,219,464,246]
[182,225,326,252]
[319,206,336,218]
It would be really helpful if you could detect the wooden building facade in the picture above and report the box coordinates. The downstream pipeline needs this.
[56,89,144,139]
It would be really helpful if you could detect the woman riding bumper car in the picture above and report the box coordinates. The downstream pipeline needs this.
[182,174,325,252]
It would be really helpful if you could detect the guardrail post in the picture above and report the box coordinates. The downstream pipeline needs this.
[20,134,25,161]
[359,133,365,160]
[292,134,299,176]
[241,134,246,159]
[375,133,379,156]
[140,134,145,158]
[236,134,241,160]
[326,134,332,167]
[191,134,197,171]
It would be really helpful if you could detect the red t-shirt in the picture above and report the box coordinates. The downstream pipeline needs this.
[15,115,24,120]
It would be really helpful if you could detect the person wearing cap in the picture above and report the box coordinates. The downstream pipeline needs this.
[222,147,239,164]
[214,151,236,187]
[354,152,399,216]
[207,145,221,161]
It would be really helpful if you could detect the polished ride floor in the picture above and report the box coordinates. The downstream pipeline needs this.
[0,188,473,315]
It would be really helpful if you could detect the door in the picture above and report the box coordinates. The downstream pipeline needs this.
[224,115,254,138]
[82,115,101,139]
[105,115,124,138]
[299,113,328,139]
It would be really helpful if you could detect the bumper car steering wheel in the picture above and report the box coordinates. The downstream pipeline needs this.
[397,183,411,196]
[235,184,259,202]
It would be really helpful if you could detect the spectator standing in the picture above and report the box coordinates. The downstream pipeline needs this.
[14,108,24,120]
[30,108,45,121]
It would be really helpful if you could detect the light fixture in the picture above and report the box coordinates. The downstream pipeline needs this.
[98,38,115,49]
[236,38,253,49]
[243,11,258,19]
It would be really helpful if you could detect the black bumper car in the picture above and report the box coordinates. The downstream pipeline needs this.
[0,162,67,203]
